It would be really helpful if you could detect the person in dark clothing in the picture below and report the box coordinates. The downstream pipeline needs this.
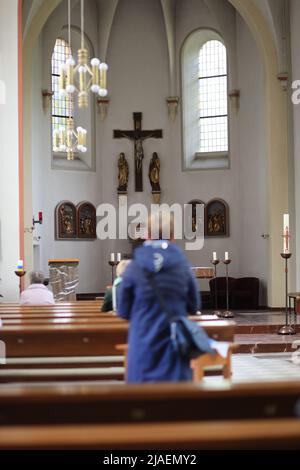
[117,214,201,383]
[101,286,113,312]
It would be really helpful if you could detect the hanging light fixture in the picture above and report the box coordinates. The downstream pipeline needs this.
[59,0,108,108]
[54,0,87,160]
[53,95,87,160]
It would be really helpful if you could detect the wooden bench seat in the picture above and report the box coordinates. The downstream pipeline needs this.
[0,380,299,426]
[1,355,124,368]
[1,418,300,449]
[0,321,235,357]
[0,315,220,326]
[0,366,124,383]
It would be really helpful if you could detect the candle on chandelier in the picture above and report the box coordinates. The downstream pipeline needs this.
[99,63,108,97]
[283,213,290,253]
[90,58,100,94]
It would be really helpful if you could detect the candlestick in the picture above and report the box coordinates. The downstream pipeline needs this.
[210,258,222,316]
[278,252,295,335]
[15,268,26,294]
[218,259,234,318]
[108,260,118,284]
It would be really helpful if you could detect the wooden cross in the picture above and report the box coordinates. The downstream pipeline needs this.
[114,112,163,192]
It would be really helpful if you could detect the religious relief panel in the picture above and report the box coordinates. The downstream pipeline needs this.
[55,201,77,240]
[205,199,229,237]
[77,202,97,239]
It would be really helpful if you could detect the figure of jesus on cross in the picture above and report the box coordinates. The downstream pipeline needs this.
[114,112,163,192]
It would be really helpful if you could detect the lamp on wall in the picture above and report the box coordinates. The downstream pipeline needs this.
[59,0,108,109]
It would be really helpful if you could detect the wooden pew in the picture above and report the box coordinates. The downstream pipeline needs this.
[0,300,234,384]
[0,320,234,384]
[0,380,299,425]
[1,418,300,449]
[0,314,219,326]
[0,321,235,358]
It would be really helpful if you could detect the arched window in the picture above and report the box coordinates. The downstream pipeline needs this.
[182,30,229,170]
[51,38,73,151]
[51,32,95,171]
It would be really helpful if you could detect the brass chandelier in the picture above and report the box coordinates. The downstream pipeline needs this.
[53,88,87,160]
[59,0,108,108]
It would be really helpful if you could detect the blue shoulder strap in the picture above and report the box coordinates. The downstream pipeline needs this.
[142,268,177,323]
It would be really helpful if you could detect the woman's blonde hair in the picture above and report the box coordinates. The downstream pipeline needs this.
[116,259,131,278]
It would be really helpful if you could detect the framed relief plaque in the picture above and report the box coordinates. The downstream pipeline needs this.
[76,202,96,239]
[55,201,77,240]
[205,199,229,237]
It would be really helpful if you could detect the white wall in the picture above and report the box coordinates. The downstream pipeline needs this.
[31,1,103,293]
[30,0,268,300]
[236,13,268,303]
[291,0,300,290]
[0,0,20,300]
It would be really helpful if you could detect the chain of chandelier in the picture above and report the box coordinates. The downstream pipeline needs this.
[54,0,108,160]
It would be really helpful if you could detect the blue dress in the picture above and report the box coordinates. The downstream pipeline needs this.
[117,241,200,383]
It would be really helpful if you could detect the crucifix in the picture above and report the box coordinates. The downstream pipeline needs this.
[114,112,163,192]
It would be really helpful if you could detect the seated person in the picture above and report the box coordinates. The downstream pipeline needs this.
[20,271,55,305]
[101,285,113,312]
[113,260,131,312]
[101,260,131,313]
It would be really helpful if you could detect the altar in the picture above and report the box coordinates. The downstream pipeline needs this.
[191,266,215,279]
[48,258,80,301]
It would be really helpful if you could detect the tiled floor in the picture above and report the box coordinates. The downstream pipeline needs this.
[205,353,300,384]
[211,310,300,352]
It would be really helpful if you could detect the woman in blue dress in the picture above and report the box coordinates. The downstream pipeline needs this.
[117,235,200,383]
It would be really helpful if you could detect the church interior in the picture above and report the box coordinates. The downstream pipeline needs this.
[1,0,300,453]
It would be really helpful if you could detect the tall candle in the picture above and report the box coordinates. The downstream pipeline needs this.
[283,214,290,253]
[17,259,24,270]
[213,252,217,261]
[225,252,229,261]
[110,253,115,262]
[117,253,121,262]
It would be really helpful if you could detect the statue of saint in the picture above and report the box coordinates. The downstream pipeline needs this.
[149,152,161,192]
[117,152,129,192]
